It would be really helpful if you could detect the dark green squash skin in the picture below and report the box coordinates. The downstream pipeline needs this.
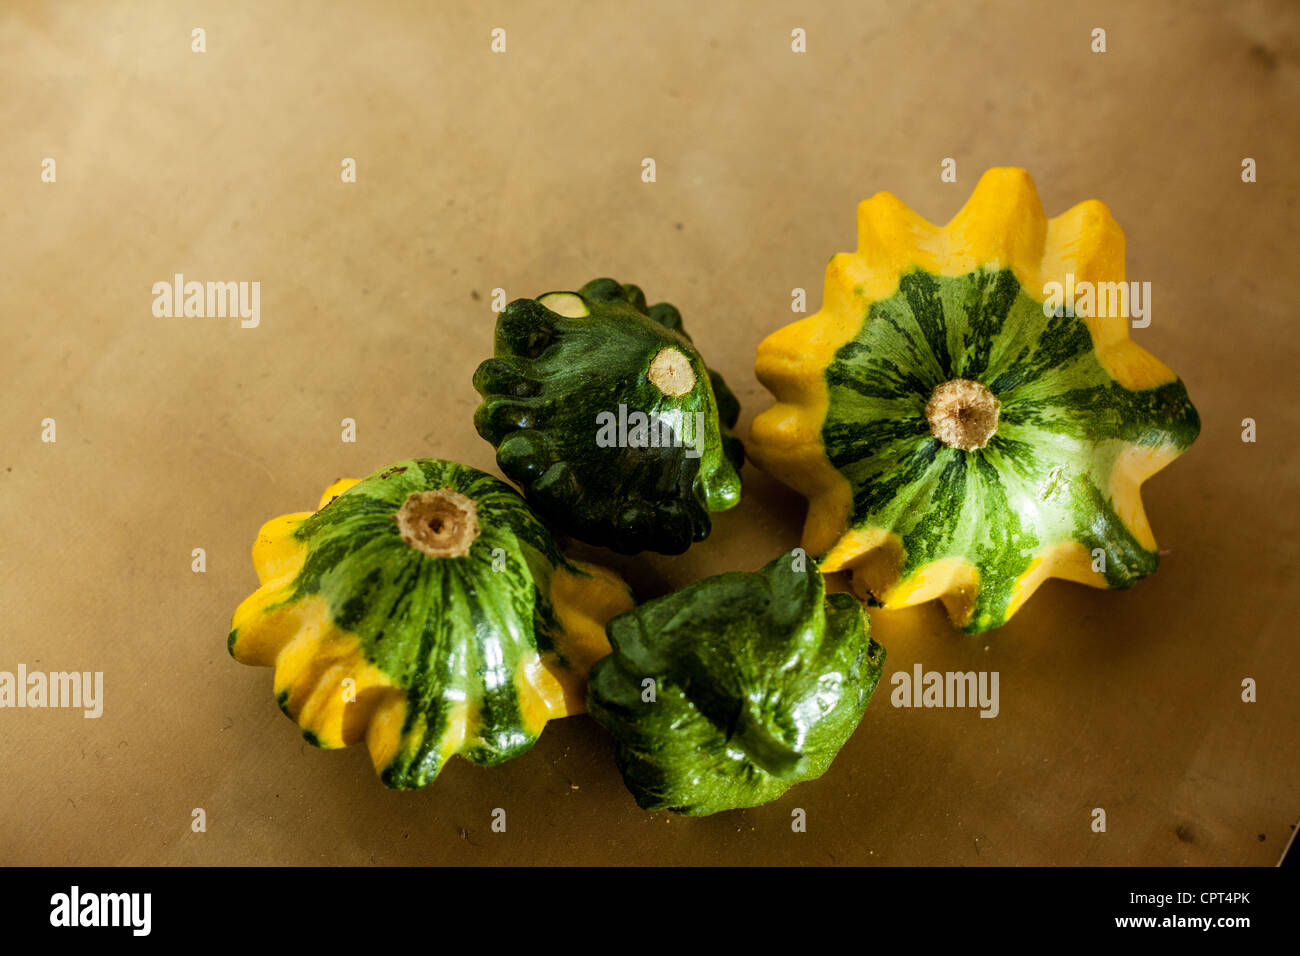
[234,458,578,788]
[473,278,743,555]
[823,268,1201,633]
[586,552,884,816]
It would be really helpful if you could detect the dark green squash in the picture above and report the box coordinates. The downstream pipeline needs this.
[586,552,885,816]
[473,278,743,555]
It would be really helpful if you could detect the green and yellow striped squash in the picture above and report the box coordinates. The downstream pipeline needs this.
[749,168,1200,634]
[473,278,743,555]
[587,552,885,816]
[228,458,634,788]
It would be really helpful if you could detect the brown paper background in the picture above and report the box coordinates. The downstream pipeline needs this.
[2,0,1298,866]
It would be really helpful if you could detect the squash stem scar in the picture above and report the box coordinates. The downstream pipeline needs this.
[648,348,695,396]
[395,488,480,558]
[925,378,1000,451]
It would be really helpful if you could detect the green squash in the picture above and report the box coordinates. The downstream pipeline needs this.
[228,458,634,788]
[749,168,1200,633]
[473,278,743,555]
[586,552,885,816]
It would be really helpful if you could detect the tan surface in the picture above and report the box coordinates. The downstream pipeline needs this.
[2,0,1298,865]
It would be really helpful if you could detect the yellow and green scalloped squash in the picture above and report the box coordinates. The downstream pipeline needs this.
[750,168,1200,634]
[229,458,634,787]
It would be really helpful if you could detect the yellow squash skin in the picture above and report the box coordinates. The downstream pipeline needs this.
[229,470,634,784]
[749,168,1198,632]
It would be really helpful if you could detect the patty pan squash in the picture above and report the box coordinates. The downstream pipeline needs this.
[586,552,885,816]
[229,458,634,788]
[749,168,1200,634]
[473,278,743,555]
